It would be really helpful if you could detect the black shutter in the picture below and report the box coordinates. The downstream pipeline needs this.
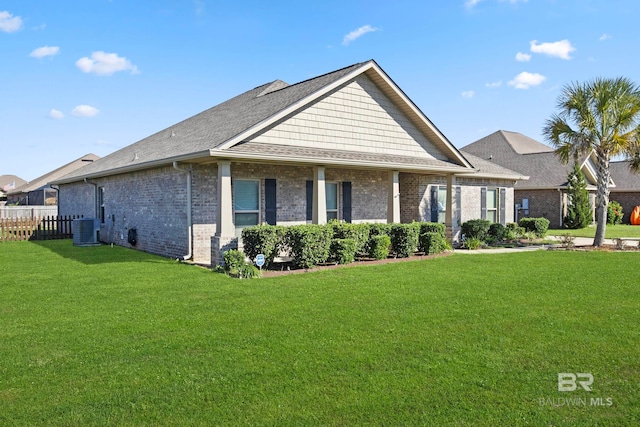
[430,186,438,222]
[306,180,313,221]
[500,188,506,225]
[481,187,487,220]
[455,186,461,226]
[342,182,352,223]
[265,179,277,225]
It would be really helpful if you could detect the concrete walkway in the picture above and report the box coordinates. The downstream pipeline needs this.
[453,235,634,255]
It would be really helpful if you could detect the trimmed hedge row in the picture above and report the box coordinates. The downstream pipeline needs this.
[239,221,449,269]
[460,217,550,247]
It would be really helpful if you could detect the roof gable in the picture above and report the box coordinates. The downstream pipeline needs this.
[247,74,449,161]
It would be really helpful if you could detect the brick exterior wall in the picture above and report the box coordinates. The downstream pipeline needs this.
[609,192,640,224]
[59,181,97,218]
[513,189,563,228]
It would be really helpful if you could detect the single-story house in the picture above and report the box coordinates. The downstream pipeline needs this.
[7,154,99,206]
[0,175,27,205]
[55,60,526,265]
[462,130,607,228]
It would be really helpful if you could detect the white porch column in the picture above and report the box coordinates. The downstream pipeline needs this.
[313,166,327,224]
[445,174,454,239]
[388,170,400,223]
[216,160,234,237]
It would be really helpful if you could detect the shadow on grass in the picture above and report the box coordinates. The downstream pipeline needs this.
[29,239,170,265]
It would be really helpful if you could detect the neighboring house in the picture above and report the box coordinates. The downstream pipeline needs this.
[462,130,608,228]
[7,154,99,206]
[55,60,526,265]
[0,175,27,205]
[609,161,640,223]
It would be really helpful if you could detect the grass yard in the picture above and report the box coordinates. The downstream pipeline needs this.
[549,223,640,239]
[1,241,639,426]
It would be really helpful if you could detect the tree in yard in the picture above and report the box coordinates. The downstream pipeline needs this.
[543,77,640,246]
[563,162,592,229]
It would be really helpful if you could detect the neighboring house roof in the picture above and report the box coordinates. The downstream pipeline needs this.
[0,175,27,195]
[610,161,640,192]
[462,130,599,190]
[8,154,100,195]
[459,152,529,181]
[55,60,525,185]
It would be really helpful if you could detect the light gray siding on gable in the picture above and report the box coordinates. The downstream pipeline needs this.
[250,75,448,161]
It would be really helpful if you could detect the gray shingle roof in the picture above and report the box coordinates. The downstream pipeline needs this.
[462,130,585,189]
[610,161,640,191]
[459,151,528,179]
[58,62,368,182]
[8,154,99,194]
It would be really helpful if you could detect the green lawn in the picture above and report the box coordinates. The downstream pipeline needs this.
[549,223,640,238]
[1,241,639,426]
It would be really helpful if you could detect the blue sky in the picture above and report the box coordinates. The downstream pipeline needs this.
[2,0,639,181]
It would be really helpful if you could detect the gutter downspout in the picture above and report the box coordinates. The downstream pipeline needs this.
[84,178,98,218]
[173,162,193,261]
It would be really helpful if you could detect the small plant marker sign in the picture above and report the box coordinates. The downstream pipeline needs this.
[255,254,265,270]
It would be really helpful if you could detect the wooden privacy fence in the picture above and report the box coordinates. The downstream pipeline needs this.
[0,215,82,242]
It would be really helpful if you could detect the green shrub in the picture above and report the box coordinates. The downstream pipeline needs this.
[331,222,370,255]
[461,219,491,242]
[487,223,507,243]
[465,237,484,250]
[284,224,332,269]
[607,201,624,225]
[389,223,420,258]
[419,232,448,255]
[222,249,261,279]
[330,238,357,264]
[368,223,391,237]
[223,249,245,271]
[241,224,284,267]
[418,222,446,238]
[505,222,525,240]
[368,234,391,260]
[518,217,550,238]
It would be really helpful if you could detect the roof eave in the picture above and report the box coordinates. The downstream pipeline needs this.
[209,149,471,174]
[457,172,529,181]
[52,150,212,184]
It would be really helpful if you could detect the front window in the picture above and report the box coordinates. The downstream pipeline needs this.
[486,189,498,223]
[234,179,259,233]
[326,182,338,221]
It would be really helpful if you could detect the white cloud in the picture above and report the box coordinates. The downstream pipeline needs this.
[49,109,64,119]
[501,0,528,3]
[76,51,140,76]
[30,46,60,59]
[508,72,546,89]
[342,25,378,46]
[461,90,475,98]
[485,80,502,88]
[465,0,484,7]
[0,10,23,32]
[529,39,575,60]
[515,52,531,62]
[599,33,612,41]
[72,105,100,117]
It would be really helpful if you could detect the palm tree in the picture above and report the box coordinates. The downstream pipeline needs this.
[543,77,640,246]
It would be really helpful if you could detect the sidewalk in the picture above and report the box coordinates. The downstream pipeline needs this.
[453,235,631,255]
